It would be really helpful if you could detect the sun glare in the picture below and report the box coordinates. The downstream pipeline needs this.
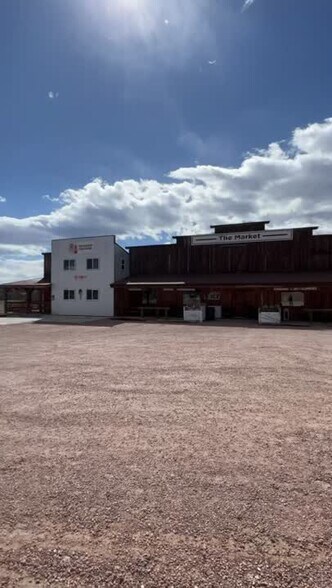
[106,0,150,17]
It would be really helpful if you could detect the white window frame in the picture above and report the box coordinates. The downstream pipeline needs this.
[86,289,99,300]
[64,289,75,300]
[64,259,76,271]
[86,258,99,270]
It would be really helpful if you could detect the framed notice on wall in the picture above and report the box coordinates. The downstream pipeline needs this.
[281,291,304,307]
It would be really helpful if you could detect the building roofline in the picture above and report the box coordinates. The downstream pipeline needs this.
[127,242,175,249]
[0,279,50,288]
[127,226,324,249]
[210,220,270,228]
[115,241,129,254]
[171,226,320,239]
[51,234,116,243]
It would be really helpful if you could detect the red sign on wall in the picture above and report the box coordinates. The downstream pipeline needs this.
[69,243,78,254]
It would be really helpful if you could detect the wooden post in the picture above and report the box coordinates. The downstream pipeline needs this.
[26,289,31,313]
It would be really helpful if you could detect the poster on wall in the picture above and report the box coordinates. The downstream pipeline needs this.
[281,291,305,307]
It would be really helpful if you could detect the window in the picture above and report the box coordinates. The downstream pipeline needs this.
[64,289,75,300]
[121,259,125,270]
[64,259,76,270]
[281,291,304,307]
[87,258,99,270]
[142,289,157,305]
[87,289,99,300]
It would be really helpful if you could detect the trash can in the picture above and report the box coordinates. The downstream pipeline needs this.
[206,306,215,321]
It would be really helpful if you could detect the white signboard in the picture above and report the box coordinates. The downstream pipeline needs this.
[183,306,205,322]
[259,311,281,325]
[191,229,293,246]
[69,243,93,254]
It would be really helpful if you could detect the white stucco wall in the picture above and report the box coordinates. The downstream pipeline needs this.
[51,235,116,316]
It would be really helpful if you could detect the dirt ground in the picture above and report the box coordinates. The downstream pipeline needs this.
[0,321,331,587]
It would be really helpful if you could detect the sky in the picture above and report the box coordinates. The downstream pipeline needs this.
[1,0,332,281]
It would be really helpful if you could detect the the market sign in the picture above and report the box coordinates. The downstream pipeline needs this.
[191,229,293,246]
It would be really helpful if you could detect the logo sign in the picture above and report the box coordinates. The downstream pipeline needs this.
[78,244,93,251]
[191,229,293,246]
[69,243,93,253]
[69,243,78,254]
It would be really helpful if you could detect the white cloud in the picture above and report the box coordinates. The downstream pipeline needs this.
[48,91,59,100]
[0,244,44,256]
[178,130,229,164]
[0,196,6,203]
[242,0,255,11]
[1,117,332,282]
[42,194,61,203]
[0,258,43,284]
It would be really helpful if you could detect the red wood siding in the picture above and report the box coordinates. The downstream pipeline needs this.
[114,285,332,318]
[129,229,332,277]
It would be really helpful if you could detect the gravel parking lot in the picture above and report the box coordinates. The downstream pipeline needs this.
[0,321,331,587]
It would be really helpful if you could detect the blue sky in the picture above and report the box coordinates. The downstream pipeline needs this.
[1,0,332,280]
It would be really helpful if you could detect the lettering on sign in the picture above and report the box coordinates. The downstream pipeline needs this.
[191,229,293,246]
[69,243,93,253]
[78,244,93,251]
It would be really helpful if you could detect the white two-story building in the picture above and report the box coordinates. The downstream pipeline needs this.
[51,235,129,316]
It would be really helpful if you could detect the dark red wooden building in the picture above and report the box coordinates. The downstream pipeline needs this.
[114,221,332,322]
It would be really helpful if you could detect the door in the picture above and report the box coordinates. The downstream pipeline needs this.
[232,289,258,318]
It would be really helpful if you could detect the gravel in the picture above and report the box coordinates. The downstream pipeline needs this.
[0,321,331,587]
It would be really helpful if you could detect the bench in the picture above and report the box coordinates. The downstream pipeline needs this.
[137,306,170,318]
[306,309,332,322]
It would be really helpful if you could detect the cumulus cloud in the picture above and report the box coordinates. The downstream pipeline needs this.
[0,244,44,256]
[0,196,6,203]
[1,117,332,282]
[0,258,43,284]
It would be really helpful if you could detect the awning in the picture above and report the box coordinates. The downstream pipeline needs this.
[0,279,50,289]
[114,272,332,288]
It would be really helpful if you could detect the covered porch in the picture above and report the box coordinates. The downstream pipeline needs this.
[113,272,332,323]
[0,279,51,315]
